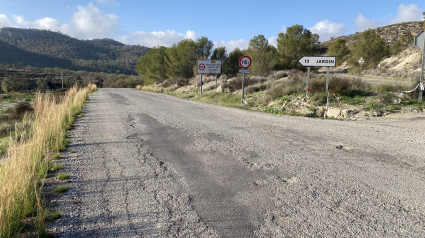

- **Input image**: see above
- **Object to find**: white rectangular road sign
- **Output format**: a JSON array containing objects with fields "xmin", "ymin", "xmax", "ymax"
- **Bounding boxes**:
[
  {"xmin": 197, "ymin": 60, "xmax": 222, "ymax": 74},
  {"xmin": 298, "ymin": 56, "xmax": 336, "ymax": 67},
  {"xmin": 238, "ymin": 69, "xmax": 251, "ymax": 74}
]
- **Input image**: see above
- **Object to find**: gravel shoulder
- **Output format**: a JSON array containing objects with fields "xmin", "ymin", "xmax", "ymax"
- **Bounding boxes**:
[{"xmin": 47, "ymin": 88, "xmax": 425, "ymax": 237}]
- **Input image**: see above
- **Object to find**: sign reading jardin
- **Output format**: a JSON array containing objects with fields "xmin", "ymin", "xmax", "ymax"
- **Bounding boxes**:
[
  {"xmin": 298, "ymin": 56, "xmax": 336, "ymax": 67},
  {"xmin": 197, "ymin": 60, "xmax": 222, "ymax": 74},
  {"xmin": 298, "ymin": 56, "xmax": 336, "ymax": 94}
]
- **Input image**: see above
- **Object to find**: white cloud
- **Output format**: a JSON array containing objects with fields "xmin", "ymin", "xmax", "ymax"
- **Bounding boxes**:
[
  {"xmin": 390, "ymin": 4, "xmax": 422, "ymax": 24},
  {"xmin": 354, "ymin": 14, "xmax": 379, "ymax": 31},
  {"xmin": 72, "ymin": 3, "xmax": 119, "ymax": 38},
  {"xmin": 34, "ymin": 17, "xmax": 61, "ymax": 30},
  {"xmin": 268, "ymin": 36, "xmax": 278, "ymax": 48},
  {"xmin": 13, "ymin": 15, "xmax": 29, "ymax": 27},
  {"xmin": 214, "ymin": 39, "xmax": 249, "ymax": 52},
  {"xmin": 186, "ymin": 30, "xmax": 197, "ymax": 41},
  {"xmin": 0, "ymin": 14, "xmax": 14, "ymax": 28},
  {"xmin": 309, "ymin": 20, "xmax": 345, "ymax": 42},
  {"xmin": 123, "ymin": 30, "xmax": 198, "ymax": 47},
  {"xmin": 3, "ymin": 3, "xmax": 119, "ymax": 39}
]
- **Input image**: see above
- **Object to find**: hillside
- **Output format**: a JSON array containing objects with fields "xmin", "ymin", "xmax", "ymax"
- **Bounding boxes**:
[
  {"xmin": 0, "ymin": 27, "xmax": 149, "ymax": 74},
  {"xmin": 322, "ymin": 21, "xmax": 423, "ymax": 48},
  {"xmin": 321, "ymin": 21, "xmax": 424, "ymax": 77}
]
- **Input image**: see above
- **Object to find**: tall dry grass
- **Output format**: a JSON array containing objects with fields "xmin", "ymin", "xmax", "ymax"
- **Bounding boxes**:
[{"xmin": 0, "ymin": 84, "xmax": 97, "ymax": 237}]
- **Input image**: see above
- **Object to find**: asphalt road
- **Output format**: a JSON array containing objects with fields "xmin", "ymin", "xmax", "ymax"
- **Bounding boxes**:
[{"xmin": 48, "ymin": 88, "xmax": 425, "ymax": 237}]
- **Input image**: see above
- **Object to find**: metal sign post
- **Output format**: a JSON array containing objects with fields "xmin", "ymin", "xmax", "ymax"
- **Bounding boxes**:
[
  {"xmin": 239, "ymin": 56, "xmax": 252, "ymax": 104},
  {"xmin": 298, "ymin": 56, "xmax": 336, "ymax": 94},
  {"xmin": 200, "ymin": 74, "xmax": 203, "ymax": 95},
  {"xmin": 326, "ymin": 66, "xmax": 330, "ymax": 93},
  {"xmin": 197, "ymin": 60, "xmax": 222, "ymax": 95},
  {"xmin": 420, "ymin": 40, "xmax": 425, "ymax": 101},
  {"xmin": 416, "ymin": 31, "xmax": 425, "ymax": 101}
]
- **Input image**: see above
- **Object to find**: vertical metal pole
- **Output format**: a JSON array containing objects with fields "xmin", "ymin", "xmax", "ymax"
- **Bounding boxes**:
[
  {"xmin": 419, "ymin": 40, "xmax": 425, "ymax": 101},
  {"xmin": 200, "ymin": 74, "xmax": 203, "ymax": 95},
  {"xmin": 325, "ymin": 66, "xmax": 330, "ymax": 93},
  {"xmin": 241, "ymin": 73, "xmax": 246, "ymax": 103},
  {"xmin": 306, "ymin": 67, "xmax": 310, "ymax": 94},
  {"xmin": 61, "ymin": 71, "xmax": 64, "ymax": 89},
  {"xmin": 215, "ymin": 74, "xmax": 218, "ymax": 90}
]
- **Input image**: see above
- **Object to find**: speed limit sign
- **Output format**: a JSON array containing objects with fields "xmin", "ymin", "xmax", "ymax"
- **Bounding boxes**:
[{"xmin": 239, "ymin": 55, "xmax": 252, "ymax": 69}]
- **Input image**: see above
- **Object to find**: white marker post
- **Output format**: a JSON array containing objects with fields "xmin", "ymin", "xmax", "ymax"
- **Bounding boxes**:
[
  {"xmin": 358, "ymin": 57, "xmax": 364, "ymax": 74},
  {"xmin": 197, "ymin": 60, "xmax": 222, "ymax": 95},
  {"xmin": 415, "ymin": 31, "xmax": 425, "ymax": 101},
  {"xmin": 239, "ymin": 56, "xmax": 252, "ymax": 104},
  {"xmin": 298, "ymin": 56, "xmax": 336, "ymax": 94}
]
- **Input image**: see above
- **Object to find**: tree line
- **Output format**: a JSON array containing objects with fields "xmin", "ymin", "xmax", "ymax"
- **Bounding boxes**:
[{"xmin": 137, "ymin": 24, "xmax": 409, "ymax": 85}]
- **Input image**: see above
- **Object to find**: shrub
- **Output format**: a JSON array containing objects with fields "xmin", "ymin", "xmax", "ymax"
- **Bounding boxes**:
[
  {"xmin": 267, "ymin": 71, "xmax": 288, "ymax": 80},
  {"xmin": 266, "ymin": 77, "xmax": 305, "ymax": 100},
  {"xmin": 328, "ymin": 76, "xmax": 370, "ymax": 97},
  {"xmin": 245, "ymin": 83, "xmax": 269, "ymax": 94},
  {"xmin": 375, "ymin": 83, "xmax": 407, "ymax": 93},
  {"xmin": 14, "ymin": 102, "xmax": 33, "ymax": 118},
  {"xmin": 224, "ymin": 76, "xmax": 264, "ymax": 92}
]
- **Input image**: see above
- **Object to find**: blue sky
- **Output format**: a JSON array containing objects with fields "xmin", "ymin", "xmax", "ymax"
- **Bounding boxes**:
[{"xmin": 0, "ymin": 0, "xmax": 424, "ymax": 51}]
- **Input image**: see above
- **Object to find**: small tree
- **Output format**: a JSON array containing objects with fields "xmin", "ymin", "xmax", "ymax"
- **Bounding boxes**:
[
  {"xmin": 391, "ymin": 34, "xmax": 414, "ymax": 55},
  {"xmin": 326, "ymin": 39, "xmax": 350, "ymax": 66},
  {"xmin": 277, "ymin": 24, "xmax": 319, "ymax": 69},
  {"xmin": 348, "ymin": 29, "xmax": 389, "ymax": 69},
  {"xmin": 137, "ymin": 46, "xmax": 168, "ymax": 85},
  {"xmin": 195, "ymin": 37, "xmax": 214, "ymax": 59},
  {"xmin": 211, "ymin": 47, "xmax": 227, "ymax": 61},
  {"xmin": 165, "ymin": 39, "xmax": 197, "ymax": 80},
  {"xmin": 246, "ymin": 35, "xmax": 277, "ymax": 75},
  {"xmin": 223, "ymin": 48, "xmax": 244, "ymax": 77}
]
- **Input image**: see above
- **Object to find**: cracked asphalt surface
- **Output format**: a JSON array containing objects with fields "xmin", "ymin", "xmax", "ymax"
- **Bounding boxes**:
[{"xmin": 48, "ymin": 88, "xmax": 425, "ymax": 237}]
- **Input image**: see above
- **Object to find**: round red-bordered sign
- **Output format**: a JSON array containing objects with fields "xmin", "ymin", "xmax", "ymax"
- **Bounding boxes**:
[
  {"xmin": 199, "ymin": 63, "xmax": 205, "ymax": 71},
  {"xmin": 239, "ymin": 55, "xmax": 252, "ymax": 69}
]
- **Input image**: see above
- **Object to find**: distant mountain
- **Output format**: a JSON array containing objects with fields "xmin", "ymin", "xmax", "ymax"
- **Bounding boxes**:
[{"xmin": 0, "ymin": 27, "xmax": 149, "ymax": 74}]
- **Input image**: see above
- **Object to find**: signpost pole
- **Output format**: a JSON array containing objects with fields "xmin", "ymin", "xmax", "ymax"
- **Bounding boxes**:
[
  {"xmin": 215, "ymin": 74, "xmax": 218, "ymax": 90},
  {"xmin": 200, "ymin": 74, "xmax": 203, "ymax": 95},
  {"xmin": 326, "ymin": 66, "xmax": 330, "ymax": 93},
  {"xmin": 242, "ymin": 73, "xmax": 246, "ymax": 103},
  {"xmin": 420, "ymin": 39, "xmax": 425, "ymax": 101},
  {"xmin": 306, "ymin": 67, "xmax": 310, "ymax": 95}
]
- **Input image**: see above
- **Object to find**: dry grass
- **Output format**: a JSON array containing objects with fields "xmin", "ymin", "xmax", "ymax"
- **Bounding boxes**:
[
  {"xmin": 0, "ymin": 84, "xmax": 97, "ymax": 237},
  {"xmin": 140, "ymin": 84, "xmax": 163, "ymax": 93}
]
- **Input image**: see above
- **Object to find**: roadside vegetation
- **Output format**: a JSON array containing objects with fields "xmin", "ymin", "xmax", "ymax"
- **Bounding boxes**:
[
  {"xmin": 0, "ymin": 84, "xmax": 96, "ymax": 237},
  {"xmin": 140, "ymin": 70, "xmax": 424, "ymax": 119},
  {"xmin": 136, "ymin": 24, "xmax": 424, "ymax": 118}
]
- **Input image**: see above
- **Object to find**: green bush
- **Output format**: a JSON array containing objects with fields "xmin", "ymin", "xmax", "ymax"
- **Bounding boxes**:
[{"xmin": 329, "ymin": 76, "xmax": 370, "ymax": 97}]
